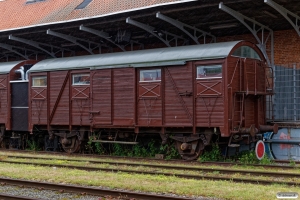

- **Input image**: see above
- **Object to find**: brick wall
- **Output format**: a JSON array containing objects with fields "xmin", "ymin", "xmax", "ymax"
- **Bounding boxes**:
[
  {"xmin": 218, "ymin": 29, "xmax": 300, "ymax": 66},
  {"xmin": 273, "ymin": 29, "xmax": 300, "ymax": 65}
]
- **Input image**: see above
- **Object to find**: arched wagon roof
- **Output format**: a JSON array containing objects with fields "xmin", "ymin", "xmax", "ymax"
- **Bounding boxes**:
[
  {"xmin": 29, "ymin": 40, "xmax": 251, "ymax": 73},
  {"xmin": 0, "ymin": 61, "xmax": 25, "ymax": 74}
]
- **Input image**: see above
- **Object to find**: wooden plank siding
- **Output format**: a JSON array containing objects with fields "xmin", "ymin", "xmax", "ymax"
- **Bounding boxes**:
[
  {"xmin": 113, "ymin": 68, "xmax": 135, "ymax": 126},
  {"xmin": 164, "ymin": 64, "xmax": 193, "ymax": 126},
  {"xmin": 30, "ymin": 83, "xmax": 48, "ymax": 125},
  {"xmin": 0, "ymin": 74, "xmax": 8, "ymax": 125},
  {"xmin": 227, "ymin": 56, "xmax": 267, "ymax": 135},
  {"xmin": 49, "ymin": 71, "xmax": 70, "ymax": 126},
  {"xmin": 70, "ymin": 70, "xmax": 91, "ymax": 126},
  {"xmin": 90, "ymin": 69, "xmax": 112, "ymax": 125}
]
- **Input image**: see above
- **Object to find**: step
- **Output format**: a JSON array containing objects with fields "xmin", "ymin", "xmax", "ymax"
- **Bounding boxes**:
[
  {"xmin": 92, "ymin": 140, "xmax": 138, "ymax": 145},
  {"xmin": 228, "ymin": 144, "xmax": 240, "ymax": 148}
]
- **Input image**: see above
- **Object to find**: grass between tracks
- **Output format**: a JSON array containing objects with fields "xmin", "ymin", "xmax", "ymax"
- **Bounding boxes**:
[
  {"xmin": 3, "ymin": 157, "xmax": 300, "ymax": 184},
  {"xmin": 0, "ymin": 162, "xmax": 299, "ymax": 200}
]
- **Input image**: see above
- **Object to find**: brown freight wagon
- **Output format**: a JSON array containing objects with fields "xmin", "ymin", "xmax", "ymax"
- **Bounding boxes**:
[
  {"xmin": 2, "ymin": 41, "xmax": 276, "ymax": 159},
  {"xmin": 0, "ymin": 60, "xmax": 37, "ymax": 148}
]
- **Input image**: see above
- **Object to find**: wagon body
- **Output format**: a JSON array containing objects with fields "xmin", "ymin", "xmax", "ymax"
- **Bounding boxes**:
[
  {"xmin": 27, "ymin": 41, "xmax": 271, "ymax": 143},
  {"xmin": 0, "ymin": 60, "xmax": 37, "ymax": 131}
]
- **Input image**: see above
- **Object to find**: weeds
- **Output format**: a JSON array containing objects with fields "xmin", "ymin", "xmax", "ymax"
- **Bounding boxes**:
[
  {"xmin": 238, "ymin": 151, "xmax": 258, "ymax": 164},
  {"xmin": 259, "ymin": 155, "xmax": 274, "ymax": 165},
  {"xmin": 237, "ymin": 151, "xmax": 273, "ymax": 165},
  {"xmin": 159, "ymin": 143, "xmax": 180, "ymax": 160},
  {"xmin": 198, "ymin": 143, "xmax": 223, "ymax": 162},
  {"xmin": 111, "ymin": 140, "xmax": 161, "ymax": 158},
  {"xmin": 95, "ymin": 142, "xmax": 105, "ymax": 155},
  {"xmin": 26, "ymin": 140, "xmax": 40, "ymax": 151},
  {"xmin": 289, "ymin": 159, "xmax": 296, "ymax": 167}
]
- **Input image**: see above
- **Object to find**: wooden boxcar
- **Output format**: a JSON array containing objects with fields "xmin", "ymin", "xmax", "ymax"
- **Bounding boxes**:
[
  {"xmin": 24, "ymin": 41, "xmax": 276, "ymax": 159},
  {"xmin": 0, "ymin": 60, "xmax": 37, "ymax": 148}
]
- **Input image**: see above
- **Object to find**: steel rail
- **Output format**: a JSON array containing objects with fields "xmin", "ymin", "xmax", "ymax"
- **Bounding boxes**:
[
  {"xmin": 1, "ymin": 160, "xmax": 299, "ymax": 186},
  {"xmin": 5, "ymin": 155, "xmax": 300, "ymax": 172},
  {"xmin": 7, "ymin": 153, "xmax": 300, "ymax": 170},
  {"xmin": 0, "ymin": 193, "xmax": 41, "ymax": 200},
  {"xmin": 202, "ymin": 161, "xmax": 298, "ymax": 169},
  {"xmin": 0, "ymin": 178, "xmax": 193, "ymax": 200},
  {"xmin": 3, "ymin": 149, "xmax": 300, "ymax": 166}
]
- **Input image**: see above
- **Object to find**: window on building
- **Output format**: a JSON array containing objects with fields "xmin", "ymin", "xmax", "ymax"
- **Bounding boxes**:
[
  {"xmin": 140, "ymin": 69, "xmax": 161, "ymax": 82},
  {"xmin": 32, "ymin": 76, "xmax": 47, "ymax": 87},
  {"xmin": 197, "ymin": 65, "xmax": 222, "ymax": 79},
  {"xmin": 75, "ymin": 0, "xmax": 93, "ymax": 9},
  {"xmin": 232, "ymin": 46, "xmax": 261, "ymax": 60},
  {"xmin": 72, "ymin": 74, "xmax": 90, "ymax": 85}
]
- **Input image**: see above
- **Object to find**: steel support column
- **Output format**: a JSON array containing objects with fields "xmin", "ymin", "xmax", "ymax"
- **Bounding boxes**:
[
  {"xmin": 156, "ymin": 12, "xmax": 216, "ymax": 44},
  {"xmin": 265, "ymin": 0, "xmax": 300, "ymax": 36},
  {"xmin": 219, "ymin": 2, "xmax": 274, "ymax": 67}
]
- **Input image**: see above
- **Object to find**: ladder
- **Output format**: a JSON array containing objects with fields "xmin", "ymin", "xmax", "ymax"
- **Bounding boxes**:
[{"xmin": 231, "ymin": 92, "xmax": 245, "ymax": 133}]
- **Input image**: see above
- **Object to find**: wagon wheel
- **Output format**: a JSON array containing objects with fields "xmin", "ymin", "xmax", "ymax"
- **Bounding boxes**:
[
  {"xmin": 176, "ymin": 139, "xmax": 204, "ymax": 161},
  {"xmin": 60, "ymin": 136, "xmax": 80, "ymax": 153}
]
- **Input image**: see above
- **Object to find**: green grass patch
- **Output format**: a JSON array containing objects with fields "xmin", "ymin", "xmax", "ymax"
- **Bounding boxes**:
[{"xmin": 0, "ymin": 162, "xmax": 298, "ymax": 200}]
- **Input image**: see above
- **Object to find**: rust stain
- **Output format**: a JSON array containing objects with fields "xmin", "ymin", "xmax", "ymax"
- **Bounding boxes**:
[{"xmin": 279, "ymin": 132, "xmax": 291, "ymax": 149}]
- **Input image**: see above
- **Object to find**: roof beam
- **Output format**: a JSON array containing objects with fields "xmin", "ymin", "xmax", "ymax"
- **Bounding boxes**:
[
  {"xmin": 265, "ymin": 0, "xmax": 300, "ymax": 36},
  {"xmin": 47, "ymin": 29, "xmax": 95, "ymax": 54},
  {"xmin": 219, "ymin": 2, "xmax": 274, "ymax": 67},
  {"xmin": 156, "ymin": 12, "xmax": 216, "ymax": 44},
  {"xmin": 126, "ymin": 17, "xmax": 187, "ymax": 47},
  {"xmin": 8, "ymin": 35, "xmax": 65, "ymax": 58},
  {"xmin": 0, "ymin": 43, "xmax": 29, "ymax": 59},
  {"xmin": 79, "ymin": 25, "xmax": 126, "ymax": 52}
]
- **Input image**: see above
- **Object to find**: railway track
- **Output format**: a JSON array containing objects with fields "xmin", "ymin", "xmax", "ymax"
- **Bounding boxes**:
[
  {"xmin": 4, "ymin": 154, "xmax": 300, "ymax": 172},
  {"xmin": 0, "ymin": 177, "xmax": 194, "ymax": 200},
  {"xmin": 0, "ymin": 193, "xmax": 40, "ymax": 200},
  {"xmin": 2, "ymin": 149, "xmax": 299, "ymax": 170},
  {"xmin": 1, "ymin": 155, "xmax": 300, "ymax": 186}
]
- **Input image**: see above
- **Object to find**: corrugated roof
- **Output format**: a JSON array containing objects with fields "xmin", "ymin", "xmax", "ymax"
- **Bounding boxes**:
[
  {"xmin": 29, "ymin": 41, "xmax": 241, "ymax": 72},
  {"xmin": 0, "ymin": 0, "xmax": 187, "ymax": 31}
]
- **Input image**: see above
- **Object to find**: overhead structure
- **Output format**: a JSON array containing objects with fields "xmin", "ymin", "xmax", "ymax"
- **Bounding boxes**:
[
  {"xmin": 79, "ymin": 25, "xmax": 125, "ymax": 52},
  {"xmin": 126, "ymin": 17, "xmax": 188, "ymax": 47},
  {"xmin": 156, "ymin": 12, "xmax": 216, "ymax": 44},
  {"xmin": 0, "ymin": 0, "xmax": 298, "ymax": 63},
  {"xmin": 219, "ymin": 2, "xmax": 274, "ymax": 67},
  {"xmin": 0, "ymin": 43, "xmax": 30, "ymax": 59},
  {"xmin": 264, "ymin": 0, "xmax": 300, "ymax": 36},
  {"xmin": 8, "ymin": 35, "xmax": 69, "ymax": 58},
  {"xmin": 47, "ymin": 29, "xmax": 99, "ymax": 55}
]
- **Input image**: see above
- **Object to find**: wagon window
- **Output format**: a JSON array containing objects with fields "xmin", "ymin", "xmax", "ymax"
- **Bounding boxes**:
[
  {"xmin": 197, "ymin": 65, "xmax": 222, "ymax": 79},
  {"xmin": 140, "ymin": 69, "xmax": 161, "ymax": 82},
  {"xmin": 72, "ymin": 74, "xmax": 90, "ymax": 85},
  {"xmin": 232, "ymin": 46, "xmax": 261, "ymax": 60},
  {"xmin": 32, "ymin": 76, "xmax": 47, "ymax": 87}
]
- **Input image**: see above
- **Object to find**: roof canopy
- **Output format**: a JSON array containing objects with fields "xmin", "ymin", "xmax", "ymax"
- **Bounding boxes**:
[{"xmin": 29, "ymin": 41, "xmax": 243, "ymax": 72}]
